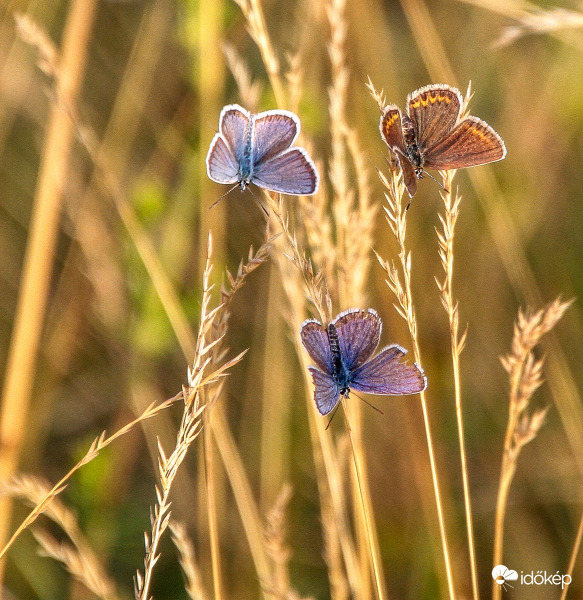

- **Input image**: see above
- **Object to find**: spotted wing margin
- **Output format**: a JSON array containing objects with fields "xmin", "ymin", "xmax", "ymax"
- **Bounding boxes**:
[
  {"xmin": 407, "ymin": 84, "xmax": 462, "ymax": 152},
  {"xmin": 333, "ymin": 308, "xmax": 381, "ymax": 372},
  {"xmin": 252, "ymin": 110, "xmax": 299, "ymax": 165},
  {"xmin": 300, "ymin": 319, "xmax": 333, "ymax": 374},
  {"xmin": 380, "ymin": 106, "xmax": 418, "ymax": 198},
  {"xmin": 308, "ymin": 367, "xmax": 341, "ymax": 415},
  {"xmin": 380, "ymin": 105, "xmax": 407, "ymax": 155},
  {"xmin": 252, "ymin": 147, "xmax": 319, "ymax": 195},
  {"xmin": 422, "ymin": 116, "xmax": 506, "ymax": 170},
  {"xmin": 351, "ymin": 344, "xmax": 427, "ymax": 395}
]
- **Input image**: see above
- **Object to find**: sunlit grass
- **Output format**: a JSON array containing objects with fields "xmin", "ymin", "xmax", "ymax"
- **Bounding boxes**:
[{"xmin": 0, "ymin": 0, "xmax": 582, "ymax": 598}]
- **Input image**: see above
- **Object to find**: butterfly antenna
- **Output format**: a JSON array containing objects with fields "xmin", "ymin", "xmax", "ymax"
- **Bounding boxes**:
[
  {"xmin": 351, "ymin": 391, "xmax": 384, "ymax": 415},
  {"xmin": 325, "ymin": 402, "xmax": 342, "ymax": 430},
  {"xmin": 422, "ymin": 169, "xmax": 449, "ymax": 193},
  {"xmin": 209, "ymin": 183, "xmax": 239, "ymax": 209},
  {"xmin": 245, "ymin": 185, "xmax": 269, "ymax": 216}
]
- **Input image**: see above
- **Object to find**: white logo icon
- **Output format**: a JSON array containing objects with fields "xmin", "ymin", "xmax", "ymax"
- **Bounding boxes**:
[{"xmin": 492, "ymin": 565, "xmax": 519, "ymax": 591}]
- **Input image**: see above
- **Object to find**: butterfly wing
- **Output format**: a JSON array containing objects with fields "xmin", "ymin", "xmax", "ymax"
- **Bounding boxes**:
[
  {"xmin": 219, "ymin": 104, "xmax": 250, "ymax": 160},
  {"xmin": 252, "ymin": 147, "xmax": 319, "ymax": 195},
  {"xmin": 333, "ymin": 308, "xmax": 381, "ymax": 372},
  {"xmin": 350, "ymin": 344, "xmax": 427, "ymax": 395},
  {"xmin": 206, "ymin": 134, "xmax": 239, "ymax": 184},
  {"xmin": 380, "ymin": 105, "xmax": 407, "ymax": 155},
  {"xmin": 422, "ymin": 116, "xmax": 506, "ymax": 170},
  {"xmin": 206, "ymin": 105, "xmax": 250, "ymax": 185},
  {"xmin": 308, "ymin": 367, "xmax": 341, "ymax": 415},
  {"xmin": 252, "ymin": 110, "xmax": 299, "ymax": 165},
  {"xmin": 300, "ymin": 319, "xmax": 333, "ymax": 374},
  {"xmin": 407, "ymin": 84, "xmax": 462, "ymax": 153},
  {"xmin": 379, "ymin": 106, "xmax": 418, "ymax": 198}
]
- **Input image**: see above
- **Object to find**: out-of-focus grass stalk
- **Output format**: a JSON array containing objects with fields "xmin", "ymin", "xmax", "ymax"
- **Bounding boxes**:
[
  {"xmin": 560, "ymin": 510, "xmax": 583, "ymax": 600},
  {"xmin": 327, "ymin": 0, "xmax": 381, "ymax": 596},
  {"xmin": 196, "ymin": 2, "xmax": 227, "ymax": 598},
  {"xmin": 170, "ymin": 520, "xmax": 208, "ymax": 600},
  {"xmin": 0, "ymin": 0, "xmax": 97, "ymax": 583},
  {"xmin": 399, "ymin": 0, "xmax": 457, "ymax": 84},
  {"xmin": 492, "ymin": 298, "xmax": 572, "ymax": 600},
  {"xmin": 1, "ymin": 475, "xmax": 120, "ymax": 600},
  {"xmin": 0, "ymin": 393, "xmax": 182, "ymax": 563},
  {"xmin": 233, "ymin": 0, "xmax": 286, "ymax": 106},
  {"xmin": 435, "ymin": 171, "xmax": 479, "ymax": 600}
]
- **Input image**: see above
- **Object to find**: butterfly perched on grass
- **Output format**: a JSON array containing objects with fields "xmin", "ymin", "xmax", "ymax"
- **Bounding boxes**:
[
  {"xmin": 300, "ymin": 308, "xmax": 427, "ymax": 415},
  {"xmin": 380, "ymin": 84, "xmax": 506, "ymax": 198}
]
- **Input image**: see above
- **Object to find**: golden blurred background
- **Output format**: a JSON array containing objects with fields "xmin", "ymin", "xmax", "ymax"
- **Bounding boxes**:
[{"xmin": 0, "ymin": 0, "xmax": 582, "ymax": 598}]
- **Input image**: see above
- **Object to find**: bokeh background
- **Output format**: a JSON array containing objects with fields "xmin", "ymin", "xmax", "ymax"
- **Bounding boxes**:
[{"xmin": 1, "ymin": 0, "xmax": 582, "ymax": 598}]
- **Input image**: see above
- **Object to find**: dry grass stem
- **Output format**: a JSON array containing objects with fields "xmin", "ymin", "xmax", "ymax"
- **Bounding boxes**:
[
  {"xmin": 325, "ymin": 8, "xmax": 382, "ymax": 596},
  {"xmin": 232, "ymin": 0, "xmax": 286, "ymax": 106},
  {"xmin": 373, "ymin": 120, "xmax": 457, "ymax": 599},
  {"xmin": 262, "ymin": 484, "xmax": 315, "ymax": 600},
  {"xmin": 1, "ymin": 475, "xmax": 118, "ymax": 600},
  {"xmin": 14, "ymin": 13, "xmax": 59, "ymax": 78},
  {"xmin": 493, "ymin": 298, "xmax": 573, "ymax": 600},
  {"xmin": 366, "ymin": 78, "xmax": 386, "ymax": 113},
  {"xmin": 0, "ymin": 5, "xmax": 98, "ymax": 584},
  {"xmin": 266, "ymin": 193, "xmax": 331, "ymax": 325},
  {"xmin": 222, "ymin": 42, "xmax": 262, "ymax": 112},
  {"xmin": 492, "ymin": 7, "xmax": 583, "ymax": 48},
  {"xmin": 170, "ymin": 521, "xmax": 208, "ymax": 600},
  {"xmin": 0, "ymin": 394, "xmax": 182, "ymax": 563},
  {"xmin": 19, "ymin": 15, "xmax": 198, "ymax": 362},
  {"xmin": 34, "ymin": 530, "xmax": 116, "ymax": 600},
  {"xmin": 561, "ymin": 510, "xmax": 583, "ymax": 600},
  {"xmin": 435, "ymin": 172, "xmax": 478, "ymax": 600},
  {"xmin": 135, "ymin": 235, "xmax": 250, "ymax": 599}
]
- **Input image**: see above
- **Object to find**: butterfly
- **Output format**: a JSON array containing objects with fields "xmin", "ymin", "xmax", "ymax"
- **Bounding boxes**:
[
  {"xmin": 379, "ymin": 84, "xmax": 506, "ymax": 197},
  {"xmin": 206, "ymin": 104, "xmax": 319, "ymax": 197},
  {"xmin": 300, "ymin": 308, "xmax": 427, "ymax": 415}
]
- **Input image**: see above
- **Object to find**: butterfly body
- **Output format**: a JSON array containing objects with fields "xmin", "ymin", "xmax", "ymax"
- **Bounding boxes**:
[
  {"xmin": 401, "ymin": 114, "xmax": 424, "ymax": 177},
  {"xmin": 206, "ymin": 104, "xmax": 319, "ymax": 196},
  {"xmin": 236, "ymin": 116, "xmax": 255, "ymax": 189},
  {"xmin": 326, "ymin": 322, "xmax": 351, "ymax": 397},
  {"xmin": 300, "ymin": 308, "xmax": 427, "ymax": 415},
  {"xmin": 380, "ymin": 84, "xmax": 506, "ymax": 197}
]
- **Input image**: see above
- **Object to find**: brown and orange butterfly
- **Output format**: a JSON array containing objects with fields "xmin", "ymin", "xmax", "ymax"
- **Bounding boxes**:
[{"xmin": 380, "ymin": 84, "xmax": 506, "ymax": 198}]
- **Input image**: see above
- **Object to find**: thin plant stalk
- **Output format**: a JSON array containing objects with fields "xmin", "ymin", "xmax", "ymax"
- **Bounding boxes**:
[
  {"xmin": 0, "ymin": 394, "xmax": 182, "ymax": 563},
  {"xmin": 135, "ymin": 236, "xmax": 248, "ymax": 599},
  {"xmin": 436, "ymin": 171, "xmax": 479, "ymax": 600},
  {"xmin": 560, "ymin": 509, "xmax": 583, "ymax": 600},
  {"xmin": 343, "ymin": 411, "xmax": 385, "ymax": 600},
  {"xmin": 327, "ymin": 0, "xmax": 382, "ymax": 595},
  {"xmin": 0, "ymin": 1, "xmax": 97, "ymax": 582},
  {"xmin": 203, "ymin": 401, "xmax": 224, "ymax": 600},
  {"xmin": 492, "ymin": 299, "xmax": 572, "ymax": 600},
  {"xmin": 375, "ymin": 162, "xmax": 457, "ymax": 600}
]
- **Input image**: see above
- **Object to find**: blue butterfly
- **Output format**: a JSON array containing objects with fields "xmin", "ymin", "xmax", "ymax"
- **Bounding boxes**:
[
  {"xmin": 206, "ymin": 104, "xmax": 319, "ymax": 196},
  {"xmin": 300, "ymin": 308, "xmax": 427, "ymax": 415}
]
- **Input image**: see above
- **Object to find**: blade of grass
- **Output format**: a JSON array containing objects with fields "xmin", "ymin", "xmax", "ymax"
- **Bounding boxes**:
[
  {"xmin": 0, "ymin": 0, "xmax": 98, "ymax": 582},
  {"xmin": 436, "ymin": 170, "xmax": 479, "ymax": 600}
]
